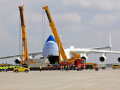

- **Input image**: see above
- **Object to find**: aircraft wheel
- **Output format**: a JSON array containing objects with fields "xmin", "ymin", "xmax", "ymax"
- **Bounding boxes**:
[
  {"xmin": 25, "ymin": 70, "xmax": 28, "ymax": 73},
  {"xmin": 15, "ymin": 70, "xmax": 18, "ymax": 73}
]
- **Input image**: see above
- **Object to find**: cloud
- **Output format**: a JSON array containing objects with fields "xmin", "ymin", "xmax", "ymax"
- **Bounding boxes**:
[
  {"xmin": 0, "ymin": 24, "xmax": 18, "ymax": 46},
  {"xmin": 27, "ymin": 35, "xmax": 42, "ymax": 52},
  {"xmin": 62, "ymin": 0, "xmax": 120, "ymax": 11},
  {"xmin": 28, "ymin": 35, "xmax": 40, "ymax": 45},
  {"xmin": 89, "ymin": 14, "xmax": 120, "ymax": 27},
  {"xmin": 53, "ymin": 13, "xmax": 81, "ymax": 23},
  {"xmin": 0, "ymin": 1, "xmax": 11, "ymax": 6},
  {"xmin": 25, "ymin": 12, "xmax": 42, "ymax": 23},
  {"xmin": 0, "ymin": 23, "xmax": 19, "ymax": 57}
]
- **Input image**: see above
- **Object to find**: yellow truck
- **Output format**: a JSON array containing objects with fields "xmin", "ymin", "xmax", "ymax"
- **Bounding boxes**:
[
  {"xmin": 14, "ymin": 66, "xmax": 30, "ymax": 73},
  {"xmin": 85, "ymin": 63, "xmax": 97, "ymax": 69},
  {"xmin": 112, "ymin": 64, "xmax": 120, "ymax": 69}
]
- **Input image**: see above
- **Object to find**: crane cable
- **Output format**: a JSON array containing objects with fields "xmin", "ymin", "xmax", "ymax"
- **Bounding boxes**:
[
  {"xmin": 19, "ymin": 14, "xmax": 21, "ymax": 59},
  {"xmin": 42, "ymin": 9, "xmax": 43, "ymax": 49},
  {"xmin": 42, "ymin": 9, "xmax": 45, "ymax": 49}
]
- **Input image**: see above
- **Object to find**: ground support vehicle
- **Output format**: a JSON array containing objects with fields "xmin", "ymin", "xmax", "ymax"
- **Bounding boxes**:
[
  {"xmin": 85, "ymin": 63, "xmax": 96, "ymax": 69},
  {"xmin": 0, "ymin": 64, "xmax": 15, "ymax": 71},
  {"xmin": 8, "ymin": 65, "xmax": 15, "ymax": 71},
  {"xmin": 42, "ymin": 64, "xmax": 60, "ymax": 70},
  {"xmin": 27, "ymin": 58, "xmax": 60, "ymax": 70},
  {"xmin": 60, "ymin": 61, "xmax": 72, "ymax": 70},
  {"xmin": 27, "ymin": 58, "xmax": 73, "ymax": 70},
  {"xmin": 112, "ymin": 64, "xmax": 120, "ymax": 69},
  {"xmin": 98, "ymin": 64, "xmax": 106, "ymax": 69},
  {"xmin": 27, "ymin": 58, "xmax": 48, "ymax": 70},
  {"xmin": 42, "ymin": 62, "xmax": 72, "ymax": 70},
  {"xmin": 14, "ymin": 66, "xmax": 30, "ymax": 73},
  {"xmin": 74, "ymin": 59, "xmax": 86, "ymax": 70},
  {"xmin": 74, "ymin": 59, "xmax": 99, "ymax": 70}
]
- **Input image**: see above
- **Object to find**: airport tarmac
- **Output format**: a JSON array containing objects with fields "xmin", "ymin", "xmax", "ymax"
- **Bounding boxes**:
[{"xmin": 0, "ymin": 68, "xmax": 120, "ymax": 90}]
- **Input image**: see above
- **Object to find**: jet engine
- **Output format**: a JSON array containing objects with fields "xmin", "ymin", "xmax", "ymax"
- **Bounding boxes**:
[
  {"xmin": 29, "ymin": 56, "xmax": 33, "ymax": 59},
  {"xmin": 118, "ymin": 57, "xmax": 120, "ymax": 62},
  {"xmin": 81, "ymin": 54, "xmax": 88, "ymax": 61},
  {"xmin": 15, "ymin": 57, "xmax": 21, "ymax": 64},
  {"xmin": 99, "ymin": 54, "xmax": 106, "ymax": 62},
  {"xmin": 81, "ymin": 56, "xmax": 87, "ymax": 60}
]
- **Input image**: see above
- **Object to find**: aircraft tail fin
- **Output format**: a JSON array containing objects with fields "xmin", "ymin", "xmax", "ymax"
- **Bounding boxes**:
[{"xmin": 109, "ymin": 34, "xmax": 112, "ymax": 50}]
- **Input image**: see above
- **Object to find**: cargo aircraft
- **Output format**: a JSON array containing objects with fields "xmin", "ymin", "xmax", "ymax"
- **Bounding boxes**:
[{"xmin": 0, "ymin": 34, "xmax": 120, "ymax": 64}]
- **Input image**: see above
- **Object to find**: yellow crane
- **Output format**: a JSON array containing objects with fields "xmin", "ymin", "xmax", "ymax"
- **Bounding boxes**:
[
  {"xmin": 19, "ymin": 6, "xmax": 29, "ymax": 65},
  {"xmin": 43, "ymin": 6, "xmax": 81, "ymax": 64},
  {"xmin": 43, "ymin": 6, "xmax": 67, "ymax": 63}
]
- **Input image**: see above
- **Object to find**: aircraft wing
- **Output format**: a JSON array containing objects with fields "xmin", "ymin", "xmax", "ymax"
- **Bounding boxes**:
[
  {"xmin": 0, "ymin": 55, "xmax": 22, "ymax": 59},
  {"xmin": 70, "ymin": 49, "xmax": 120, "ymax": 54},
  {"xmin": 0, "ymin": 51, "xmax": 42, "ymax": 59},
  {"xmin": 29, "ymin": 52, "xmax": 42, "ymax": 56},
  {"xmin": 90, "ymin": 46, "xmax": 111, "ymax": 50}
]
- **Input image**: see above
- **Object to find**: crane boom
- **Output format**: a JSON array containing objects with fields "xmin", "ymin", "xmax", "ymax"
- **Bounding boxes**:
[
  {"xmin": 19, "ymin": 6, "xmax": 29, "ymax": 65},
  {"xmin": 43, "ymin": 6, "xmax": 68, "ymax": 63}
]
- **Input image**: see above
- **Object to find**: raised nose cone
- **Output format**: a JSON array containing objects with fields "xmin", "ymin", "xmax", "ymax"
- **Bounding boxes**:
[
  {"xmin": 42, "ymin": 34, "xmax": 58, "ymax": 57},
  {"xmin": 45, "ymin": 34, "xmax": 56, "ymax": 43}
]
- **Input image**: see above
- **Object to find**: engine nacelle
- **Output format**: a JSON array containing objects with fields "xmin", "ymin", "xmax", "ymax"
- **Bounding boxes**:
[
  {"xmin": 81, "ymin": 54, "xmax": 88, "ymax": 61},
  {"xmin": 29, "ymin": 56, "xmax": 33, "ymax": 59},
  {"xmin": 15, "ymin": 57, "xmax": 21, "ymax": 64},
  {"xmin": 81, "ymin": 56, "xmax": 86, "ymax": 60},
  {"xmin": 118, "ymin": 57, "xmax": 120, "ymax": 62},
  {"xmin": 99, "ymin": 55, "xmax": 106, "ymax": 62}
]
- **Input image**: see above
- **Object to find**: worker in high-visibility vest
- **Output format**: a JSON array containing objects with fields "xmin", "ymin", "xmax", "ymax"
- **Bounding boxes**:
[
  {"xmin": 12, "ymin": 66, "xmax": 14, "ymax": 70},
  {"xmin": 95, "ymin": 64, "xmax": 98, "ymax": 71},
  {"xmin": 104, "ymin": 64, "xmax": 106, "ymax": 69},
  {"xmin": 60, "ymin": 65, "xmax": 63, "ymax": 71},
  {"xmin": 65, "ymin": 65, "xmax": 67, "ymax": 71},
  {"xmin": 1, "ymin": 66, "xmax": 3, "ymax": 72},
  {"xmin": 28, "ymin": 66, "xmax": 30, "ymax": 69},
  {"xmin": 9, "ymin": 65, "xmax": 13, "ymax": 70},
  {"xmin": 9, "ymin": 66, "xmax": 11, "ymax": 69},
  {"xmin": 77, "ymin": 64, "xmax": 81, "ymax": 71},
  {"xmin": 68, "ymin": 65, "xmax": 70, "ymax": 71},
  {"xmin": 40, "ymin": 66, "xmax": 42, "ymax": 72},
  {"xmin": 62, "ymin": 65, "xmax": 64, "ymax": 71},
  {"xmin": 0, "ymin": 66, "xmax": 2, "ymax": 72},
  {"xmin": 5, "ymin": 66, "xmax": 8, "ymax": 72},
  {"xmin": 3, "ymin": 66, "xmax": 6, "ymax": 72}
]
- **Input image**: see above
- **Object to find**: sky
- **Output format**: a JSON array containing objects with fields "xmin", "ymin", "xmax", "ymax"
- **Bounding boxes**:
[{"xmin": 0, "ymin": 0, "xmax": 120, "ymax": 64}]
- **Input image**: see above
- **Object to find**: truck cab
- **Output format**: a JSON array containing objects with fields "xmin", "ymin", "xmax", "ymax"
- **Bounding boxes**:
[{"xmin": 74, "ymin": 59, "xmax": 86, "ymax": 70}]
